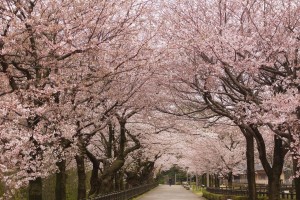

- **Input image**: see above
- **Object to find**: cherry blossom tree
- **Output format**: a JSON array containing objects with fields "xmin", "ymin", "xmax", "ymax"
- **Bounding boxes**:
[
  {"xmin": 0, "ymin": 0, "xmax": 159, "ymax": 199},
  {"xmin": 161, "ymin": 0, "xmax": 299, "ymax": 199},
  {"xmin": 172, "ymin": 125, "xmax": 246, "ymax": 187},
  {"xmin": 1, "ymin": 1, "xmax": 298, "ymax": 200}
]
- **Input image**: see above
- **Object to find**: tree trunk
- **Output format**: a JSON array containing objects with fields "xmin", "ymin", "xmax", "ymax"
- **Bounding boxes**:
[
  {"xmin": 89, "ymin": 161, "xmax": 100, "ymax": 196},
  {"xmin": 119, "ymin": 172, "xmax": 124, "ymax": 190},
  {"xmin": 293, "ymin": 158, "xmax": 300, "ymax": 200},
  {"xmin": 100, "ymin": 176, "xmax": 114, "ymax": 194},
  {"xmin": 294, "ymin": 106, "xmax": 300, "ymax": 200},
  {"xmin": 227, "ymin": 171, "xmax": 233, "ymax": 188},
  {"xmin": 214, "ymin": 174, "xmax": 220, "ymax": 188},
  {"xmin": 202, "ymin": 174, "xmax": 206, "ymax": 186},
  {"xmin": 86, "ymin": 149, "xmax": 100, "ymax": 197},
  {"xmin": 292, "ymin": 122, "xmax": 300, "ymax": 200},
  {"xmin": 253, "ymin": 129, "xmax": 286, "ymax": 200},
  {"xmin": 199, "ymin": 175, "xmax": 202, "ymax": 186},
  {"xmin": 210, "ymin": 174, "xmax": 214, "ymax": 187},
  {"xmin": 267, "ymin": 136, "xmax": 285, "ymax": 200},
  {"xmin": 244, "ymin": 131, "xmax": 257, "ymax": 200},
  {"xmin": 55, "ymin": 160, "xmax": 67, "ymax": 200},
  {"xmin": 99, "ymin": 159, "xmax": 124, "ymax": 194},
  {"xmin": 268, "ymin": 174, "xmax": 281, "ymax": 200},
  {"xmin": 114, "ymin": 171, "xmax": 124, "ymax": 191},
  {"xmin": 114, "ymin": 173, "xmax": 118, "ymax": 191},
  {"xmin": 29, "ymin": 177, "xmax": 43, "ymax": 200},
  {"xmin": 76, "ymin": 155, "xmax": 86, "ymax": 200},
  {"xmin": 248, "ymin": 126, "xmax": 287, "ymax": 200}
]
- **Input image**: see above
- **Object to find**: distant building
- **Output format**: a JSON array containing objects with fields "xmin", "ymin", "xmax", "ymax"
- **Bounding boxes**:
[{"xmin": 222, "ymin": 164, "xmax": 293, "ymax": 185}]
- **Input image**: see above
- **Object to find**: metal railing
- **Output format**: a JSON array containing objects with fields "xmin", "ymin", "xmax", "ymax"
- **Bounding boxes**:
[
  {"xmin": 86, "ymin": 183, "xmax": 158, "ymax": 200},
  {"xmin": 207, "ymin": 186, "xmax": 296, "ymax": 199}
]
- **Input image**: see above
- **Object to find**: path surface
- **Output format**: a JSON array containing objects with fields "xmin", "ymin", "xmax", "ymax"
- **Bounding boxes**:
[{"xmin": 137, "ymin": 185, "xmax": 206, "ymax": 200}]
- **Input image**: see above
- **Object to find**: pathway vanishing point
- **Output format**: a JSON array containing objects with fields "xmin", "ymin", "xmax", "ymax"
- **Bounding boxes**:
[{"xmin": 137, "ymin": 185, "xmax": 206, "ymax": 200}]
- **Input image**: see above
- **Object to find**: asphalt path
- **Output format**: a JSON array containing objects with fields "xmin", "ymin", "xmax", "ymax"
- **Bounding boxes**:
[{"xmin": 137, "ymin": 185, "xmax": 206, "ymax": 200}]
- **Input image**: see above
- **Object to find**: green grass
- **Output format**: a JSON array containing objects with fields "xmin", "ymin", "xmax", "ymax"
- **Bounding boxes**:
[
  {"xmin": 43, "ymin": 170, "xmax": 92, "ymax": 200},
  {"xmin": 1, "ymin": 170, "xmax": 92, "ymax": 200},
  {"xmin": 202, "ymin": 190, "xmax": 269, "ymax": 200},
  {"xmin": 0, "ymin": 179, "xmax": 27, "ymax": 200},
  {"xmin": 191, "ymin": 185, "xmax": 203, "ymax": 196}
]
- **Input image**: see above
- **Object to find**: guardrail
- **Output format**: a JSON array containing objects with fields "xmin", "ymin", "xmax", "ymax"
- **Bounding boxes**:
[
  {"xmin": 85, "ymin": 182, "xmax": 158, "ymax": 200},
  {"xmin": 206, "ymin": 186, "xmax": 296, "ymax": 199}
]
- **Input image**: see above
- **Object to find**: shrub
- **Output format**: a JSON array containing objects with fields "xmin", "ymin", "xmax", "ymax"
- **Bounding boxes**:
[
  {"xmin": 232, "ymin": 196, "xmax": 248, "ymax": 200},
  {"xmin": 203, "ymin": 190, "xmax": 226, "ymax": 200},
  {"xmin": 258, "ymin": 197, "xmax": 268, "ymax": 200},
  {"xmin": 203, "ymin": 191, "xmax": 269, "ymax": 200}
]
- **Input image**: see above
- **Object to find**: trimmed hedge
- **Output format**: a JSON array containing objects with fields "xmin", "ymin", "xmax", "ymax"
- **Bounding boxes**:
[
  {"xmin": 203, "ymin": 190, "xmax": 225, "ymax": 200},
  {"xmin": 203, "ymin": 190, "xmax": 268, "ymax": 200}
]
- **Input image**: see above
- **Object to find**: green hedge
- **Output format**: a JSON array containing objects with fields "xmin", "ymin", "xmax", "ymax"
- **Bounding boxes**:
[
  {"xmin": 203, "ymin": 190, "xmax": 268, "ymax": 200},
  {"xmin": 203, "ymin": 190, "xmax": 227, "ymax": 200}
]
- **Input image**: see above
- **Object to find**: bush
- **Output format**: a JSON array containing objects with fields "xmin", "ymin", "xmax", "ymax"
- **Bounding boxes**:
[
  {"xmin": 232, "ymin": 196, "xmax": 248, "ymax": 200},
  {"xmin": 203, "ymin": 190, "xmax": 226, "ymax": 200},
  {"xmin": 203, "ymin": 191, "xmax": 269, "ymax": 200},
  {"xmin": 258, "ymin": 197, "xmax": 268, "ymax": 200}
]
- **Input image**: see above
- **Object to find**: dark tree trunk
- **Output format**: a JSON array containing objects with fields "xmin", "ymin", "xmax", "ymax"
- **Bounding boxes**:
[
  {"xmin": 55, "ymin": 160, "xmax": 67, "ymax": 200},
  {"xmin": 119, "ymin": 172, "xmax": 124, "ymax": 190},
  {"xmin": 267, "ymin": 136, "xmax": 285, "ymax": 200},
  {"xmin": 227, "ymin": 171, "xmax": 233, "ymax": 188},
  {"xmin": 196, "ymin": 175, "xmax": 202, "ymax": 187},
  {"xmin": 209, "ymin": 174, "xmax": 213, "ymax": 187},
  {"xmin": 89, "ymin": 161, "xmax": 100, "ymax": 196},
  {"xmin": 242, "ymin": 129, "xmax": 257, "ymax": 200},
  {"xmin": 100, "ymin": 176, "xmax": 114, "ymax": 194},
  {"xmin": 201, "ymin": 174, "xmax": 203, "ymax": 186},
  {"xmin": 293, "ymin": 158, "xmax": 300, "ymax": 200},
  {"xmin": 243, "ymin": 126, "xmax": 291, "ymax": 200},
  {"xmin": 253, "ymin": 127, "xmax": 287, "ymax": 200},
  {"xmin": 114, "ymin": 173, "xmax": 119, "ymax": 191},
  {"xmin": 268, "ymin": 175, "xmax": 281, "ymax": 200},
  {"xmin": 85, "ymin": 147, "xmax": 101, "ymax": 197},
  {"xmin": 202, "ymin": 174, "xmax": 207, "ymax": 187},
  {"xmin": 99, "ymin": 159, "xmax": 124, "ymax": 194},
  {"xmin": 294, "ymin": 107, "xmax": 300, "ymax": 200},
  {"xmin": 98, "ymin": 118, "xmax": 140, "ymax": 195},
  {"xmin": 29, "ymin": 177, "xmax": 42, "ymax": 200},
  {"xmin": 114, "ymin": 171, "xmax": 124, "ymax": 191},
  {"xmin": 291, "ymin": 119, "xmax": 300, "ymax": 200},
  {"xmin": 119, "ymin": 121, "xmax": 126, "ymax": 157},
  {"xmin": 76, "ymin": 155, "xmax": 86, "ymax": 200},
  {"xmin": 214, "ymin": 174, "xmax": 220, "ymax": 188}
]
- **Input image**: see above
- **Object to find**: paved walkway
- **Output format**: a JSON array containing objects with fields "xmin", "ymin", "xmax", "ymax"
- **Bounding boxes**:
[{"xmin": 137, "ymin": 185, "xmax": 206, "ymax": 200}]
